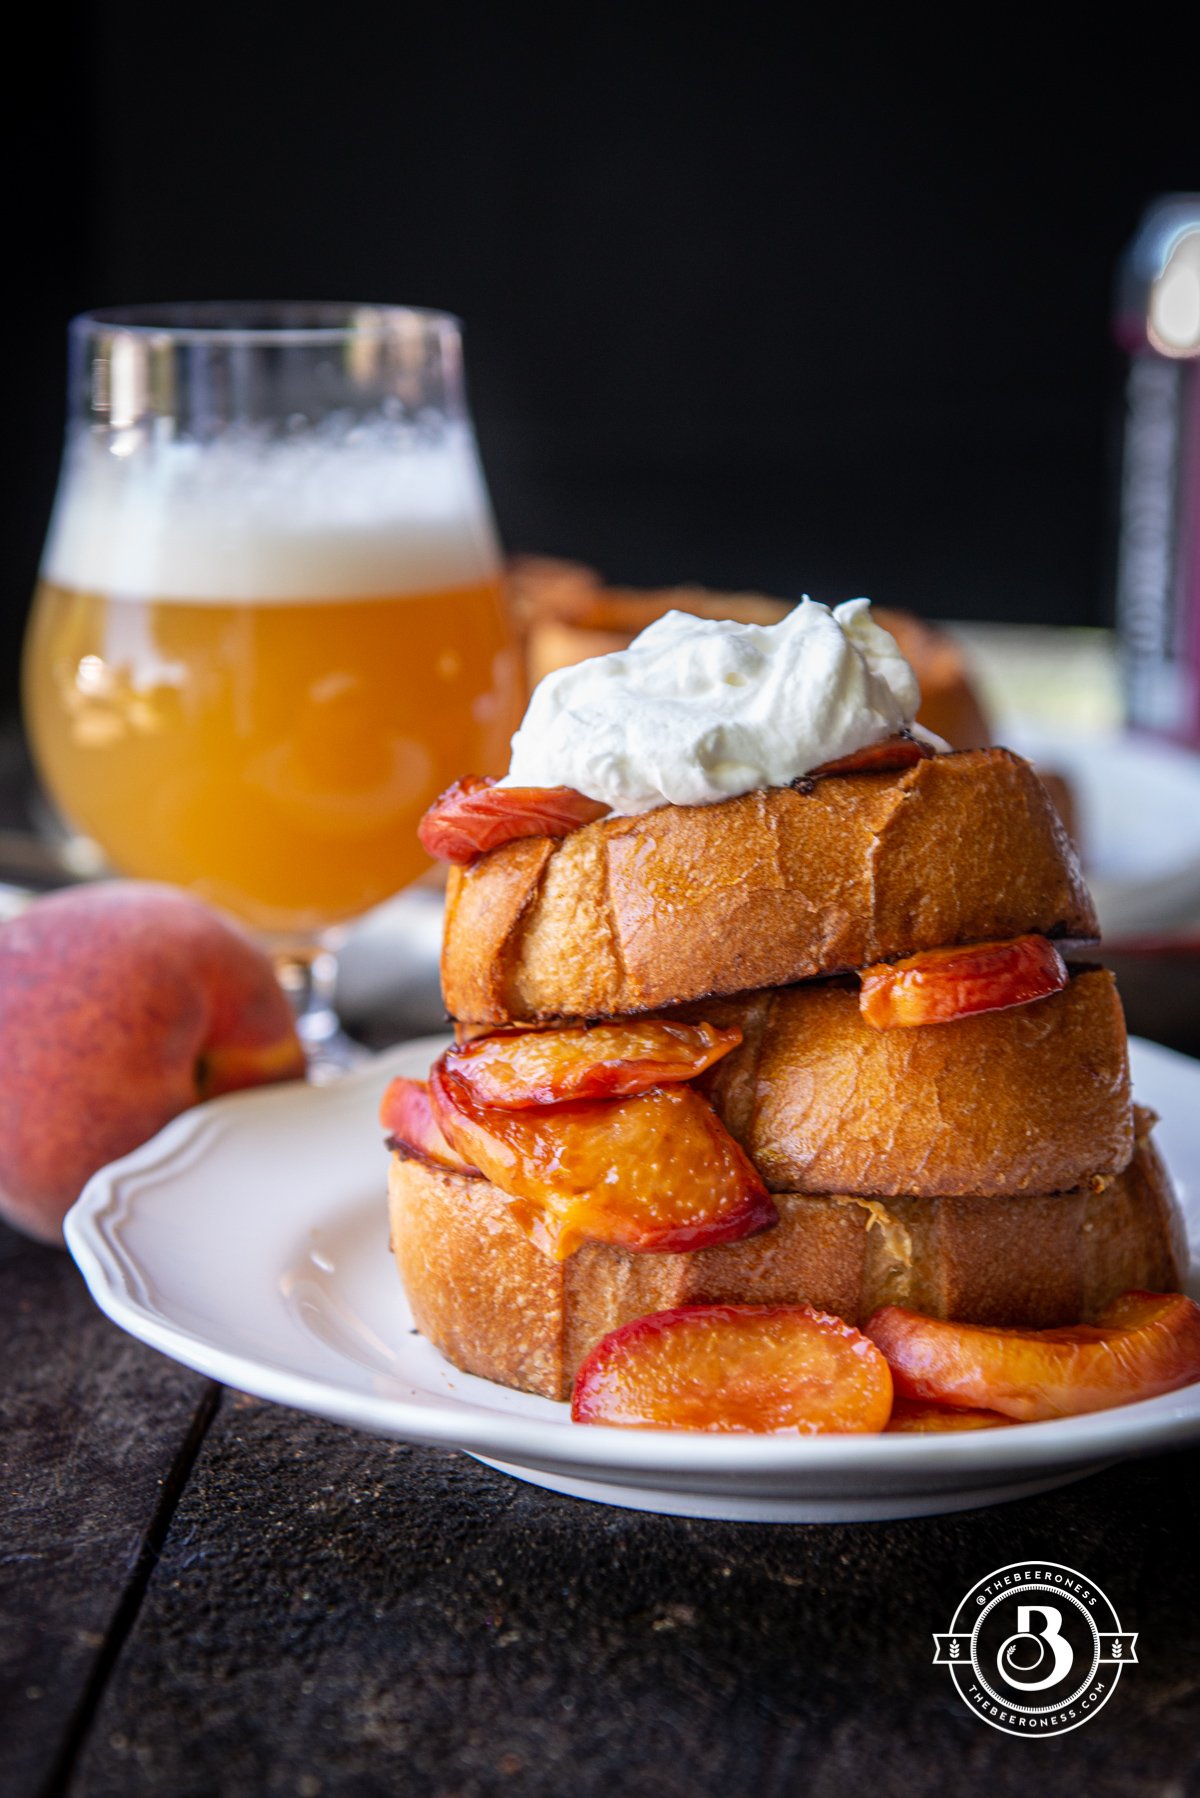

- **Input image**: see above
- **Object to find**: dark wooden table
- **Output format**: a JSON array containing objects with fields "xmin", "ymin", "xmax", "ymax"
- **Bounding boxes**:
[{"xmin": 3, "ymin": 729, "xmax": 1200, "ymax": 1798}]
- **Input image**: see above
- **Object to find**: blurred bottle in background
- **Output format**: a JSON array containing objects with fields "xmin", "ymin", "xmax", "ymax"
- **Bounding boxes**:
[{"xmin": 1114, "ymin": 196, "xmax": 1200, "ymax": 746}]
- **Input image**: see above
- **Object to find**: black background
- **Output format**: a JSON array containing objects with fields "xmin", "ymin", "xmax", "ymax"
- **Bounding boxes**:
[{"xmin": 5, "ymin": 6, "xmax": 1198, "ymax": 717}]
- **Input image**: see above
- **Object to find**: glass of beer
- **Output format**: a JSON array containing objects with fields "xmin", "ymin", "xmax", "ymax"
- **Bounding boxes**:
[{"xmin": 22, "ymin": 303, "xmax": 523, "ymax": 1071}]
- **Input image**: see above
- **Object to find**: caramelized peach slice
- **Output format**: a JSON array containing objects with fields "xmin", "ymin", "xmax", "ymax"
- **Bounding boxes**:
[
  {"xmin": 885, "ymin": 1399, "xmax": 1014, "ymax": 1433},
  {"xmin": 379, "ymin": 1075, "xmax": 479, "ymax": 1176},
  {"xmin": 431, "ymin": 1063, "xmax": 776, "ymax": 1260},
  {"xmin": 809, "ymin": 733, "xmax": 932, "ymax": 778},
  {"xmin": 418, "ymin": 776, "xmax": 608, "ymax": 864},
  {"xmin": 445, "ymin": 1019, "xmax": 742, "ymax": 1109},
  {"xmin": 571, "ymin": 1303, "xmax": 893, "ymax": 1432},
  {"xmin": 866, "ymin": 1291, "xmax": 1200, "ymax": 1421},
  {"xmin": 859, "ymin": 933, "xmax": 1068, "ymax": 1029}
]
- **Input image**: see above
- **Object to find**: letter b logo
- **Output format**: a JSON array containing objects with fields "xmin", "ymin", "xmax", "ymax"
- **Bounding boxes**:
[{"xmin": 998, "ymin": 1605, "xmax": 1074, "ymax": 1691}]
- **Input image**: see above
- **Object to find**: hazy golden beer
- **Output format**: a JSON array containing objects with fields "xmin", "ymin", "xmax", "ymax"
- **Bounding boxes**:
[
  {"xmin": 24, "ymin": 304, "xmax": 524, "ymax": 940},
  {"xmin": 24, "ymin": 575, "xmax": 520, "ymax": 936}
]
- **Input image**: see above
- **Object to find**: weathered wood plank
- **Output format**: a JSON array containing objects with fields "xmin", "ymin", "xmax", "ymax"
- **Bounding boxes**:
[
  {"xmin": 72, "ymin": 1390, "xmax": 1200, "ymax": 1797},
  {"xmin": 0, "ymin": 1223, "xmax": 214, "ymax": 1798}
]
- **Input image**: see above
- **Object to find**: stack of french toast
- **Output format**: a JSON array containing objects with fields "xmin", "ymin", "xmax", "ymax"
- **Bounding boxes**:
[{"xmin": 383, "ymin": 734, "xmax": 1186, "ymax": 1414}]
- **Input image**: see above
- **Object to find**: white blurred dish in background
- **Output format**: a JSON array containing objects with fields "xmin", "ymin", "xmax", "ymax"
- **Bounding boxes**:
[
  {"xmin": 337, "ymin": 883, "xmax": 446, "ymax": 1036},
  {"xmin": 999, "ymin": 722, "xmax": 1200, "ymax": 940},
  {"xmin": 947, "ymin": 621, "xmax": 1200, "ymax": 941}
]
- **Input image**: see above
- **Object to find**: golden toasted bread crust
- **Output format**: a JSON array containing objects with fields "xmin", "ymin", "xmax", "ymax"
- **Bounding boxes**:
[
  {"xmin": 441, "ymin": 749, "xmax": 1098, "ymax": 1024},
  {"xmin": 388, "ymin": 1116, "xmax": 1184, "ymax": 1401},
  {"xmin": 687, "ymin": 969, "xmax": 1132, "ymax": 1198}
]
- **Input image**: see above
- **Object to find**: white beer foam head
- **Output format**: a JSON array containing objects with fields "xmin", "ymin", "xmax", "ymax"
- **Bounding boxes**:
[{"xmin": 42, "ymin": 422, "xmax": 500, "ymax": 602}]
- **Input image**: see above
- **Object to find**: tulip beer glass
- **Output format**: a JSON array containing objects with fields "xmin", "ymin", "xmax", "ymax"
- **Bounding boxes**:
[{"xmin": 23, "ymin": 304, "xmax": 523, "ymax": 1063}]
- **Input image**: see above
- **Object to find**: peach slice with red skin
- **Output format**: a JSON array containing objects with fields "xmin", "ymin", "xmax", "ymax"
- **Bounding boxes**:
[
  {"xmin": 379, "ymin": 1075, "xmax": 479, "ymax": 1175},
  {"xmin": 808, "ymin": 733, "xmax": 933, "ymax": 778},
  {"xmin": 420, "ymin": 738, "xmax": 934, "ymax": 865},
  {"xmin": 444, "ymin": 1019, "xmax": 742, "ymax": 1109},
  {"xmin": 859, "ymin": 933, "xmax": 1068, "ymax": 1029},
  {"xmin": 866, "ymin": 1291, "xmax": 1200, "ymax": 1421},
  {"xmin": 571, "ymin": 1303, "xmax": 894, "ymax": 1432},
  {"xmin": 430, "ymin": 1061, "xmax": 776, "ymax": 1261},
  {"xmin": 418, "ymin": 775, "xmax": 609, "ymax": 864}
]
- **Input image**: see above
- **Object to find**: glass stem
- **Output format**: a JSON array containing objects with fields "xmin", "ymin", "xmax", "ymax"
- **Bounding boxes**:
[{"xmin": 274, "ymin": 947, "xmax": 365, "ymax": 1082}]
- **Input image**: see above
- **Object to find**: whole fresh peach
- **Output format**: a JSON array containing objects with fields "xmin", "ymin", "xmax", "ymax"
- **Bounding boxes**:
[{"xmin": 0, "ymin": 881, "xmax": 306, "ymax": 1244}]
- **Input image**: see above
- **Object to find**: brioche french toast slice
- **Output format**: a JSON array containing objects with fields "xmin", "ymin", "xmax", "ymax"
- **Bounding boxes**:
[
  {"xmin": 442, "ymin": 749, "xmax": 1096, "ymax": 1025},
  {"xmin": 388, "ymin": 1112, "xmax": 1183, "ymax": 1402},
  {"xmin": 687, "ymin": 968, "xmax": 1131, "ymax": 1200}
]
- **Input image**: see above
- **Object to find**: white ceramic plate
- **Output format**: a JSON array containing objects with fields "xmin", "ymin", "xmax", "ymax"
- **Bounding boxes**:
[{"xmin": 65, "ymin": 1036, "xmax": 1200, "ymax": 1523}]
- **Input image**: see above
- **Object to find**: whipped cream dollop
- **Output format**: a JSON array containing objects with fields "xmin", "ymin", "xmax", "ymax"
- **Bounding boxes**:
[{"xmin": 504, "ymin": 597, "xmax": 926, "ymax": 815}]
